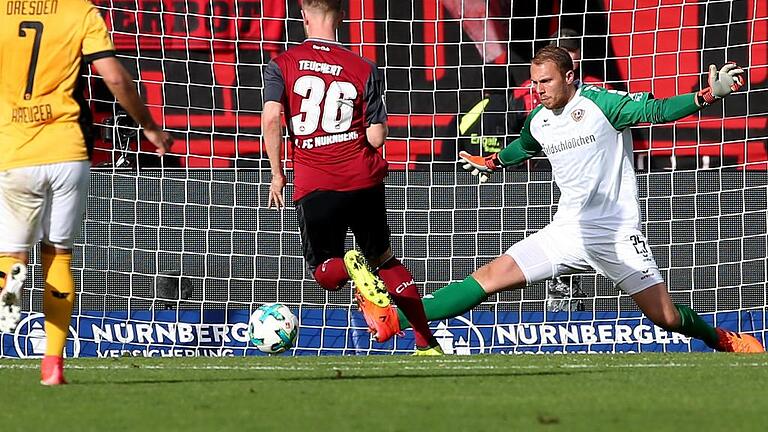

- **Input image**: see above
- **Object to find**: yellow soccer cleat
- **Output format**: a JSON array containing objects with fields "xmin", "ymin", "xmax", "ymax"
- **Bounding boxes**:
[
  {"xmin": 343, "ymin": 250, "xmax": 390, "ymax": 308},
  {"xmin": 413, "ymin": 344, "xmax": 445, "ymax": 356}
]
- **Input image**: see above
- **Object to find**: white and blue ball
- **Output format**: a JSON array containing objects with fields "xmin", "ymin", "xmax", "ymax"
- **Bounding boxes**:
[{"xmin": 248, "ymin": 303, "xmax": 298, "ymax": 354}]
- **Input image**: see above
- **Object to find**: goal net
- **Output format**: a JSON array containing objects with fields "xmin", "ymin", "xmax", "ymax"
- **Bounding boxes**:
[{"xmin": 2, "ymin": 0, "xmax": 766, "ymax": 358}]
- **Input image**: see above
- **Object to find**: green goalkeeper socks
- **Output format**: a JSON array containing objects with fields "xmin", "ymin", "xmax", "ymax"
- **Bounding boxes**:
[
  {"xmin": 397, "ymin": 276, "xmax": 488, "ymax": 331},
  {"xmin": 395, "ymin": 283, "xmax": 719, "ymax": 349},
  {"xmin": 674, "ymin": 304, "xmax": 719, "ymax": 349},
  {"xmin": 395, "ymin": 279, "xmax": 718, "ymax": 348}
]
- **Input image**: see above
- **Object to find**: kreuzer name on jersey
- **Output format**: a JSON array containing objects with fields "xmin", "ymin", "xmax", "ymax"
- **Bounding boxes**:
[
  {"xmin": 300, "ymin": 131, "xmax": 359, "ymax": 149},
  {"xmin": 298, "ymin": 60, "xmax": 343, "ymax": 76},
  {"xmin": 12, "ymin": 104, "xmax": 53, "ymax": 124}
]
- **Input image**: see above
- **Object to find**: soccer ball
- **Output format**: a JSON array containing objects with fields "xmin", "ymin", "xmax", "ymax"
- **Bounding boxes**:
[{"xmin": 248, "ymin": 303, "xmax": 299, "ymax": 354}]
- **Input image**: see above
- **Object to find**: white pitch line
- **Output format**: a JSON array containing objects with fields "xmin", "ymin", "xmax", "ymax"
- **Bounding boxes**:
[
  {"xmin": 306, "ymin": 358, "xmax": 493, "ymax": 365},
  {"xmin": 0, "ymin": 363, "xmax": 556, "ymax": 371},
  {"xmin": 0, "ymin": 364, "xmax": 315, "ymax": 371},
  {"xmin": 2, "ymin": 361, "xmax": 765, "ymax": 372},
  {"xmin": 0, "ymin": 364, "xmax": 125, "ymax": 370},
  {"xmin": 606, "ymin": 363, "xmax": 695, "ymax": 368}
]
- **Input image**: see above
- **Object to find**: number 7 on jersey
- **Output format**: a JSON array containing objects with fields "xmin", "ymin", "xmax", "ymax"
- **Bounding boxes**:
[{"xmin": 18, "ymin": 21, "xmax": 44, "ymax": 100}]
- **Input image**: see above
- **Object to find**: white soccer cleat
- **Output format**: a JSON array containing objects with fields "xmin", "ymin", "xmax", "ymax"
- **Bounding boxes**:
[{"xmin": 0, "ymin": 263, "xmax": 28, "ymax": 333}]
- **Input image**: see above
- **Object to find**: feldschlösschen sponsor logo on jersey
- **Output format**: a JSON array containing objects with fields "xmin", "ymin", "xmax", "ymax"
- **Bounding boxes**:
[{"xmin": 543, "ymin": 134, "xmax": 596, "ymax": 154}]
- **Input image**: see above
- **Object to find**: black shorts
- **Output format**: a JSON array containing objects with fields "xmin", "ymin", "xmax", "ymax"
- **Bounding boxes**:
[{"xmin": 296, "ymin": 184, "xmax": 391, "ymax": 270}]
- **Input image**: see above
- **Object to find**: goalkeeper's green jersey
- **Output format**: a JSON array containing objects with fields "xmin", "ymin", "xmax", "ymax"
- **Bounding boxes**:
[{"xmin": 498, "ymin": 84, "xmax": 700, "ymax": 234}]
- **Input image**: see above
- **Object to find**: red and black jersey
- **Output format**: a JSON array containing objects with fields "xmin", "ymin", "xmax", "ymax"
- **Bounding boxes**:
[{"xmin": 264, "ymin": 38, "xmax": 388, "ymax": 201}]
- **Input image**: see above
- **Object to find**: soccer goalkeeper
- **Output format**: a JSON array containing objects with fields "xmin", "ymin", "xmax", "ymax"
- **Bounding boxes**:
[
  {"xmin": 0, "ymin": 1, "xmax": 173, "ymax": 385},
  {"xmin": 398, "ymin": 45, "xmax": 763, "ymax": 353}
]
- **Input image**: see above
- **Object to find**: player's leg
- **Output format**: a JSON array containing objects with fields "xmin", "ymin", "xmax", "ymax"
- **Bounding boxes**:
[
  {"xmin": 343, "ymin": 247, "xmax": 401, "ymax": 342},
  {"xmin": 605, "ymin": 229, "xmax": 763, "ymax": 353},
  {"xmin": 296, "ymin": 189, "xmax": 399, "ymax": 341},
  {"xmin": 396, "ymin": 225, "xmax": 584, "ymax": 329},
  {"xmin": 599, "ymin": 231, "xmax": 717, "ymax": 345},
  {"xmin": 368, "ymin": 246, "xmax": 438, "ymax": 350},
  {"xmin": 348, "ymin": 185, "xmax": 431, "ymax": 345},
  {"xmin": 0, "ymin": 167, "xmax": 45, "ymax": 333},
  {"xmin": 629, "ymin": 282, "xmax": 706, "ymax": 338},
  {"xmin": 630, "ymin": 282, "xmax": 761, "ymax": 352},
  {"xmin": 396, "ymin": 254, "xmax": 528, "ymax": 330},
  {"xmin": 296, "ymin": 190, "xmax": 349, "ymax": 290},
  {"xmin": 39, "ymin": 161, "xmax": 90, "ymax": 385},
  {"xmin": 40, "ymin": 243, "xmax": 74, "ymax": 385}
]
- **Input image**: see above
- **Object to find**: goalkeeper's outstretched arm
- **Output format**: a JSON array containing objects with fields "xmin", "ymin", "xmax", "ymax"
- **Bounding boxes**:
[
  {"xmin": 589, "ymin": 63, "xmax": 745, "ymax": 130},
  {"xmin": 459, "ymin": 107, "xmax": 543, "ymax": 182}
]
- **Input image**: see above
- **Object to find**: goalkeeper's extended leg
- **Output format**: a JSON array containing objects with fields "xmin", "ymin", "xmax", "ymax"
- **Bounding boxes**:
[
  {"xmin": 396, "ymin": 255, "xmax": 527, "ymax": 330},
  {"xmin": 712, "ymin": 327, "xmax": 765, "ymax": 353},
  {"xmin": 40, "ymin": 244, "xmax": 75, "ymax": 386},
  {"xmin": 0, "ymin": 256, "xmax": 28, "ymax": 333},
  {"xmin": 682, "ymin": 306, "xmax": 765, "ymax": 353},
  {"xmin": 396, "ymin": 276, "xmax": 488, "ymax": 331},
  {"xmin": 633, "ymin": 282, "xmax": 764, "ymax": 353}
]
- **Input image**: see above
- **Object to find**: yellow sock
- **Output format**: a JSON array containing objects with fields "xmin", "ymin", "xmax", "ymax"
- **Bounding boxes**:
[
  {"xmin": 0, "ymin": 256, "xmax": 24, "ymax": 289},
  {"xmin": 42, "ymin": 249, "xmax": 75, "ymax": 357}
]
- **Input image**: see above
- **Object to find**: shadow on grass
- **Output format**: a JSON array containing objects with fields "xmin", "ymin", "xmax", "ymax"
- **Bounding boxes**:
[
  {"xmin": 281, "ymin": 369, "xmax": 601, "ymax": 381},
  {"xmin": 72, "ymin": 369, "xmax": 601, "ymax": 386}
]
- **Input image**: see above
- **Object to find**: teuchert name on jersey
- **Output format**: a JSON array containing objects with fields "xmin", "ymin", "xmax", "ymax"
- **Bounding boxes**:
[{"xmin": 298, "ymin": 60, "xmax": 343, "ymax": 77}]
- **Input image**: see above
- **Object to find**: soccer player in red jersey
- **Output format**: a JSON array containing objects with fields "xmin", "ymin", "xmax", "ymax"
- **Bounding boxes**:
[{"xmin": 262, "ymin": 0, "xmax": 441, "ymax": 354}]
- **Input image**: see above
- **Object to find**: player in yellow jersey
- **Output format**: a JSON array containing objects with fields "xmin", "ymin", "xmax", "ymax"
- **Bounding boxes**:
[{"xmin": 0, "ymin": 0, "xmax": 173, "ymax": 385}]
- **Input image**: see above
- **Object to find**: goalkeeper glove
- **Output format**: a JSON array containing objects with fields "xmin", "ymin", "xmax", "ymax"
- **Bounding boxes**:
[
  {"xmin": 697, "ymin": 63, "xmax": 745, "ymax": 106},
  {"xmin": 459, "ymin": 150, "xmax": 503, "ymax": 183}
]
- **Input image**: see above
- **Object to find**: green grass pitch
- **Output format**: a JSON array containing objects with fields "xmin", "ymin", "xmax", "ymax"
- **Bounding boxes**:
[{"xmin": 2, "ymin": 353, "xmax": 767, "ymax": 432}]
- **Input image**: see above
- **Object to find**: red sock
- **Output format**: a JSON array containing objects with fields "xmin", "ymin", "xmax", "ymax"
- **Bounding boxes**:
[
  {"xmin": 377, "ymin": 258, "xmax": 433, "ymax": 347},
  {"xmin": 313, "ymin": 258, "xmax": 349, "ymax": 291}
]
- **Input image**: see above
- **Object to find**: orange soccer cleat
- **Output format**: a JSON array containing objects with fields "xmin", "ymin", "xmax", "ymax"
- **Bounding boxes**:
[
  {"xmin": 715, "ymin": 328, "xmax": 765, "ymax": 353},
  {"xmin": 344, "ymin": 250, "xmax": 401, "ymax": 342},
  {"xmin": 40, "ymin": 355, "xmax": 68, "ymax": 386},
  {"xmin": 354, "ymin": 291, "xmax": 401, "ymax": 343}
]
